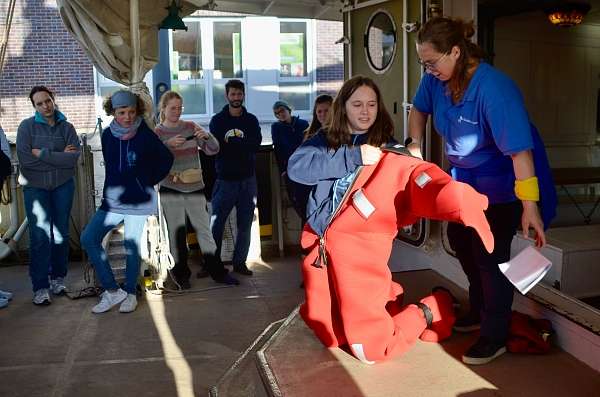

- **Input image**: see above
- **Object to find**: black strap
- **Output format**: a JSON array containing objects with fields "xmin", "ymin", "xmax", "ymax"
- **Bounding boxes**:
[
  {"xmin": 416, "ymin": 302, "xmax": 433, "ymax": 327},
  {"xmin": 381, "ymin": 142, "xmax": 414, "ymax": 157}
]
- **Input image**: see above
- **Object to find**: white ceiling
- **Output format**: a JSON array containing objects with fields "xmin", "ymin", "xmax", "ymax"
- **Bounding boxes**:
[{"xmin": 184, "ymin": 0, "xmax": 344, "ymax": 21}]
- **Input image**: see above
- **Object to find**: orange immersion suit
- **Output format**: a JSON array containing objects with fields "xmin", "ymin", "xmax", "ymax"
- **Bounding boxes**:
[{"xmin": 300, "ymin": 148, "xmax": 494, "ymax": 363}]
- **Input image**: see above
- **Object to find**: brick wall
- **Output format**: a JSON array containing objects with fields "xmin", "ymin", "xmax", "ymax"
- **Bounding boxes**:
[
  {"xmin": 0, "ymin": 0, "xmax": 96, "ymax": 138},
  {"xmin": 315, "ymin": 20, "xmax": 343, "ymax": 97}
]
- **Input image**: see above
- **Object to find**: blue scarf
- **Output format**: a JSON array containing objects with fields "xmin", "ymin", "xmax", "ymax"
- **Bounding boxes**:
[{"xmin": 110, "ymin": 116, "xmax": 142, "ymax": 140}]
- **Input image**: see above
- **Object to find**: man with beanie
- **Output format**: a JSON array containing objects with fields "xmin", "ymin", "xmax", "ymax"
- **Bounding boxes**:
[
  {"xmin": 209, "ymin": 80, "xmax": 262, "ymax": 276},
  {"xmin": 271, "ymin": 100, "xmax": 309, "ymax": 224}
]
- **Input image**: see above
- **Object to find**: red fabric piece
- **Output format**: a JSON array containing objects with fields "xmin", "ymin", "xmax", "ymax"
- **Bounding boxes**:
[
  {"xmin": 507, "ymin": 311, "xmax": 553, "ymax": 354},
  {"xmin": 300, "ymin": 153, "xmax": 494, "ymax": 363},
  {"xmin": 419, "ymin": 290, "xmax": 456, "ymax": 342}
]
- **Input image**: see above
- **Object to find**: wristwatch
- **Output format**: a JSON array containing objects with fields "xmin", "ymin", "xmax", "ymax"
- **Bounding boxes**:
[{"xmin": 404, "ymin": 137, "xmax": 421, "ymax": 147}]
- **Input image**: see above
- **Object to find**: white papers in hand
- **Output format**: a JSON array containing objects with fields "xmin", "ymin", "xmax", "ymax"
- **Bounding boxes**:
[{"xmin": 498, "ymin": 246, "xmax": 552, "ymax": 295}]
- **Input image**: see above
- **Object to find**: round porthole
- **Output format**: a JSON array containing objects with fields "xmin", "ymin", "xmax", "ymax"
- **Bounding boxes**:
[{"xmin": 364, "ymin": 10, "xmax": 397, "ymax": 74}]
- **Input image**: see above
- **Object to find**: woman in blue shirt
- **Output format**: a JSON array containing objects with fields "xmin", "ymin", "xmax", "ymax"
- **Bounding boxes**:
[{"xmin": 408, "ymin": 17, "xmax": 549, "ymax": 365}]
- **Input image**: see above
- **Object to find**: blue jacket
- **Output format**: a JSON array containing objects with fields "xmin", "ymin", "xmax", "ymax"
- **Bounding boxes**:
[
  {"xmin": 100, "ymin": 120, "xmax": 173, "ymax": 215},
  {"xmin": 271, "ymin": 116, "xmax": 309, "ymax": 173},
  {"xmin": 287, "ymin": 131, "xmax": 367, "ymax": 236},
  {"xmin": 209, "ymin": 105, "xmax": 262, "ymax": 181}
]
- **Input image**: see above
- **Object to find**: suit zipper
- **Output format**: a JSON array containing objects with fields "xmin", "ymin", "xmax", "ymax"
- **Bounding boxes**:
[{"xmin": 312, "ymin": 166, "xmax": 363, "ymax": 268}]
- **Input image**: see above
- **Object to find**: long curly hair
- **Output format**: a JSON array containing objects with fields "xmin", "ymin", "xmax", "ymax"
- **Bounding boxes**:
[{"xmin": 102, "ymin": 90, "xmax": 146, "ymax": 116}]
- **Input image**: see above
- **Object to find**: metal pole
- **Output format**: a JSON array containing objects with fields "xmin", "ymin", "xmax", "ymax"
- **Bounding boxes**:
[{"xmin": 130, "ymin": 0, "xmax": 141, "ymax": 83}]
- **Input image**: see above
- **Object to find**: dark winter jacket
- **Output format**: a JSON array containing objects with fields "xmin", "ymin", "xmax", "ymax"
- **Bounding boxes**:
[
  {"xmin": 100, "ymin": 120, "xmax": 173, "ymax": 215},
  {"xmin": 209, "ymin": 105, "xmax": 262, "ymax": 181},
  {"xmin": 271, "ymin": 116, "xmax": 309, "ymax": 173}
]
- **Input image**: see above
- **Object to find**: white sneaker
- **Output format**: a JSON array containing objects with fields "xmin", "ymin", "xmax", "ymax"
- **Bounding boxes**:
[
  {"xmin": 119, "ymin": 294, "xmax": 137, "ymax": 313},
  {"xmin": 0, "ymin": 289, "xmax": 13, "ymax": 300},
  {"xmin": 0, "ymin": 297, "xmax": 8, "ymax": 309},
  {"xmin": 33, "ymin": 289, "xmax": 51, "ymax": 306},
  {"xmin": 50, "ymin": 278, "xmax": 67, "ymax": 295},
  {"xmin": 92, "ymin": 289, "xmax": 127, "ymax": 313}
]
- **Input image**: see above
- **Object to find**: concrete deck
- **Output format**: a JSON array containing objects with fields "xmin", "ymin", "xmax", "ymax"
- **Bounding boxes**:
[
  {"xmin": 256, "ymin": 271, "xmax": 600, "ymax": 397},
  {"xmin": 0, "ymin": 250, "xmax": 598, "ymax": 397}
]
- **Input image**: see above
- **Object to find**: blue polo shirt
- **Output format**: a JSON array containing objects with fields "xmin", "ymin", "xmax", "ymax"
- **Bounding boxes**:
[{"xmin": 413, "ymin": 62, "xmax": 534, "ymax": 204}]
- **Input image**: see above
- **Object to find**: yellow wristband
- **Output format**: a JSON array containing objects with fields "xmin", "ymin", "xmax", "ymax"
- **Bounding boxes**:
[{"xmin": 514, "ymin": 176, "xmax": 540, "ymax": 201}]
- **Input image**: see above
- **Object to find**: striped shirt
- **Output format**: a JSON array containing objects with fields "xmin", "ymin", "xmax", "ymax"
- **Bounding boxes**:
[{"xmin": 155, "ymin": 121, "xmax": 219, "ymax": 193}]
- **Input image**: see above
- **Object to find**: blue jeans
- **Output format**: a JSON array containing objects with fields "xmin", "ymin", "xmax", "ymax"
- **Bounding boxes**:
[
  {"xmin": 80, "ymin": 210, "xmax": 148, "ymax": 294},
  {"xmin": 23, "ymin": 178, "xmax": 75, "ymax": 292},
  {"xmin": 210, "ymin": 176, "xmax": 257, "ymax": 265}
]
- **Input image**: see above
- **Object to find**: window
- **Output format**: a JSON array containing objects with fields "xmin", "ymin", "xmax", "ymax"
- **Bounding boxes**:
[
  {"xmin": 172, "ymin": 22, "xmax": 203, "ymax": 80},
  {"xmin": 171, "ymin": 21, "xmax": 207, "ymax": 115},
  {"xmin": 96, "ymin": 75, "xmax": 124, "ymax": 99},
  {"xmin": 212, "ymin": 21, "xmax": 243, "ymax": 112},
  {"xmin": 279, "ymin": 21, "xmax": 312, "ymax": 111},
  {"xmin": 364, "ymin": 10, "xmax": 397, "ymax": 74},
  {"xmin": 280, "ymin": 21, "xmax": 307, "ymax": 77},
  {"xmin": 213, "ymin": 21, "xmax": 242, "ymax": 79},
  {"xmin": 160, "ymin": 16, "xmax": 316, "ymax": 120}
]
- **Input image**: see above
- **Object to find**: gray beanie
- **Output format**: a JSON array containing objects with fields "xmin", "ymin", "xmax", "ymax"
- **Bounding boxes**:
[{"xmin": 272, "ymin": 100, "xmax": 291, "ymax": 112}]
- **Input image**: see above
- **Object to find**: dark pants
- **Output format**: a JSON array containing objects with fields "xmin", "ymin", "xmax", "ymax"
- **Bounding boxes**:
[
  {"xmin": 210, "ymin": 176, "xmax": 257, "ymax": 266},
  {"xmin": 447, "ymin": 201, "xmax": 522, "ymax": 343},
  {"xmin": 160, "ymin": 188, "xmax": 227, "ymax": 282}
]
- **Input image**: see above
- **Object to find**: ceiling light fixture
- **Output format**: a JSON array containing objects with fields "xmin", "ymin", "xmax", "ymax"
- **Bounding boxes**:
[
  {"xmin": 546, "ymin": 2, "xmax": 591, "ymax": 28},
  {"xmin": 159, "ymin": 0, "xmax": 188, "ymax": 31}
]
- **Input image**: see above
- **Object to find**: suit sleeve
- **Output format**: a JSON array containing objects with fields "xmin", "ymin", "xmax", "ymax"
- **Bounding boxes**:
[
  {"xmin": 407, "ymin": 162, "xmax": 494, "ymax": 253},
  {"xmin": 287, "ymin": 134, "xmax": 362, "ymax": 186}
]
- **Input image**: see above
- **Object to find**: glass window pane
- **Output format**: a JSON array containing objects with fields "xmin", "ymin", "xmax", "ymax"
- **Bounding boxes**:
[
  {"xmin": 280, "ymin": 82, "xmax": 310, "ymax": 111},
  {"xmin": 212, "ymin": 83, "xmax": 228, "ymax": 113},
  {"xmin": 172, "ymin": 22, "xmax": 203, "ymax": 80},
  {"xmin": 99, "ymin": 85, "xmax": 123, "ymax": 99},
  {"xmin": 366, "ymin": 12, "xmax": 396, "ymax": 71},
  {"xmin": 214, "ymin": 22, "xmax": 242, "ymax": 79},
  {"xmin": 171, "ymin": 83, "xmax": 206, "ymax": 115},
  {"xmin": 280, "ymin": 22, "xmax": 307, "ymax": 77}
]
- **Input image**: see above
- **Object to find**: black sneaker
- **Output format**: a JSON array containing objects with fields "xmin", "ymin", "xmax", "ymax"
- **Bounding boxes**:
[
  {"xmin": 462, "ymin": 337, "xmax": 506, "ymax": 365},
  {"xmin": 453, "ymin": 312, "xmax": 481, "ymax": 333},
  {"xmin": 233, "ymin": 263, "xmax": 253, "ymax": 276}
]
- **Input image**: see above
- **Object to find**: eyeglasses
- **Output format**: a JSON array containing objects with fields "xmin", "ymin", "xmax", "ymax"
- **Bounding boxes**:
[{"xmin": 417, "ymin": 52, "xmax": 448, "ymax": 71}]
